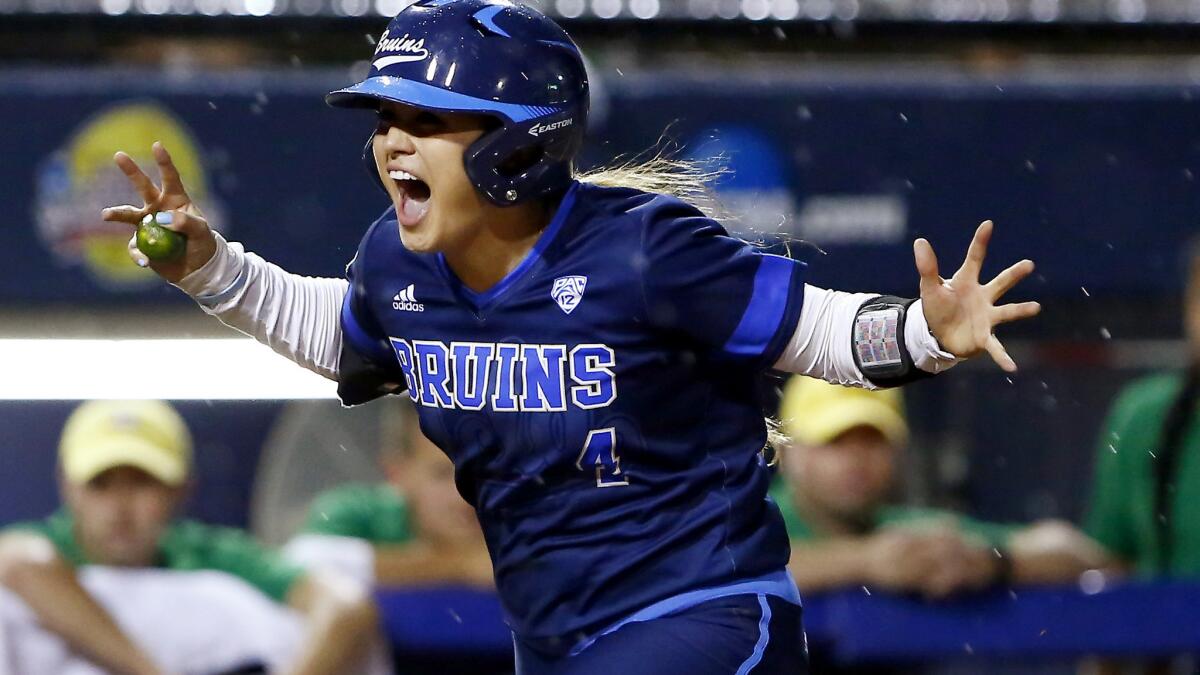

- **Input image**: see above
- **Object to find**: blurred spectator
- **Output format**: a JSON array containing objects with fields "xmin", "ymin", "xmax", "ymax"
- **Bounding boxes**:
[
  {"xmin": 1086, "ymin": 238, "xmax": 1200, "ymax": 578},
  {"xmin": 773, "ymin": 376, "xmax": 1110, "ymax": 598},
  {"xmin": 285, "ymin": 398, "xmax": 492, "ymax": 589},
  {"xmin": 0, "ymin": 400, "xmax": 381, "ymax": 675},
  {"xmin": 1080, "ymin": 241, "xmax": 1200, "ymax": 675}
]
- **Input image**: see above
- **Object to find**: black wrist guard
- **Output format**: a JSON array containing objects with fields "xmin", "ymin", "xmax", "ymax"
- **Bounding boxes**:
[{"xmin": 852, "ymin": 295, "xmax": 934, "ymax": 388}]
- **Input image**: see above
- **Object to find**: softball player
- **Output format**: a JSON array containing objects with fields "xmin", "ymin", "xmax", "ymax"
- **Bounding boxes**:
[{"xmin": 102, "ymin": 1, "xmax": 1039, "ymax": 671}]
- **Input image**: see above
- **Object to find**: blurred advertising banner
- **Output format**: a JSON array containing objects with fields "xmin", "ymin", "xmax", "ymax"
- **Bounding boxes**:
[{"xmin": 1, "ymin": 66, "xmax": 1197, "ymax": 305}]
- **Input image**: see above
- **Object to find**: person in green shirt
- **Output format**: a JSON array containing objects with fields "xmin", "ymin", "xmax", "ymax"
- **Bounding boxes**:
[
  {"xmin": 774, "ymin": 376, "xmax": 1110, "ymax": 598},
  {"xmin": 293, "ymin": 398, "xmax": 493, "ymax": 589},
  {"xmin": 1087, "ymin": 239, "xmax": 1200, "ymax": 578},
  {"xmin": 0, "ymin": 399, "xmax": 380, "ymax": 675}
]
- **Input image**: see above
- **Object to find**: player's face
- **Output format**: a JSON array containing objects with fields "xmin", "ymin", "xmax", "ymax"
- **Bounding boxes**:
[
  {"xmin": 389, "ymin": 424, "xmax": 483, "ymax": 549},
  {"xmin": 63, "ymin": 465, "xmax": 182, "ymax": 567},
  {"xmin": 371, "ymin": 102, "xmax": 496, "ymax": 253},
  {"xmin": 784, "ymin": 426, "xmax": 896, "ymax": 523}
]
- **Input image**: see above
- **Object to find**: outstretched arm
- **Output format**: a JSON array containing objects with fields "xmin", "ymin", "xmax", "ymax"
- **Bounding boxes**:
[
  {"xmin": 102, "ymin": 143, "xmax": 346, "ymax": 381},
  {"xmin": 774, "ymin": 220, "xmax": 1039, "ymax": 385}
]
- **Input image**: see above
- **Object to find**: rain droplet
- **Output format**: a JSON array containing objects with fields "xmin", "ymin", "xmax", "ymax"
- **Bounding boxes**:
[
  {"xmin": 365, "ymin": 32, "xmax": 376, "ymax": 44},
  {"xmin": 898, "ymin": 112, "xmax": 909, "ymax": 122},
  {"xmin": 1081, "ymin": 286, "xmax": 1090, "ymax": 297},
  {"xmin": 1079, "ymin": 569, "xmax": 1106, "ymax": 595},
  {"xmin": 1184, "ymin": 169, "xmax": 1195, "ymax": 182},
  {"xmin": 207, "ymin": 101, "xmax": 218, "ymax": 110},
  {"xmin": 1025, "ymin": 160, "xmax": 1037, "ymax": 172},
  {"xmin": 773, "ymin": 25, "xmax": 786, "ymax": 39},
  {"xmin": 796, "ymin": 105, "xmax": 812, "ymax": 120},
  {"xmin": 862, "ymin": 586, "xmax": 871, "ymax": 595},
  {"xmin": 1100, "ymin": 327, "xmax": 1111, "ymax": 340},
  {"xmin": 615, "ymin": 68, "xmax": 624, "ymax": 77},
  {"xmin": 964, "ymin": 643, "xmax": 975, "ymax": 655},
  {"xmin": 1005, "ymin": 377, "xmax": 1014, "ymax": 385},
  {"xmin": 255, "ymin": 91, "xmax": 270, "ymax": 105},
  {"xmin": 447, "ymin": 608, "xmax": 462, "ymax": 623}
]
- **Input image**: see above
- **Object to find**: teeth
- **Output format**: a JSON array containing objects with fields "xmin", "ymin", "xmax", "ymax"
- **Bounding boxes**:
[{"xmin": 388, "ymin": 170, "xmax": 419, "ymax": 181}]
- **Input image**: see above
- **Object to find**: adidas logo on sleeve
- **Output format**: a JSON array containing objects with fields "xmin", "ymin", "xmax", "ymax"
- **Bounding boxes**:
[{"xmin": 392, "ymin": 284, "xmax": 425, "ymax": 312}]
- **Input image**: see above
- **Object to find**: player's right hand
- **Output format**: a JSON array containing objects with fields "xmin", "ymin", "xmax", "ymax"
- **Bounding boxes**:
[{"xmin": 101, "ymin": 142, "xmax": 217, "ymax": 284}]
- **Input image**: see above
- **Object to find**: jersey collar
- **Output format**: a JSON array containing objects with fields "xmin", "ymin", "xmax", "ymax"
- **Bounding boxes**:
[{"xmin": 435, "ymin": 180, "xmax": 581, "ymax": 313}]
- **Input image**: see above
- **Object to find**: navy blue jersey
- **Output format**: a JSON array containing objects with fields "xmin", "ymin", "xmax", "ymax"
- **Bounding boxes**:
[{"xmin": 341, "ymin": 181, "xmax": 808, "ymax": 650}]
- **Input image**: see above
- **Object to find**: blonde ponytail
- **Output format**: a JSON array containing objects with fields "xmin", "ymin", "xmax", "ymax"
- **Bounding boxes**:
[{"xmin": 575, "ymin": 153, "xmax": 730, "ymax": 221}]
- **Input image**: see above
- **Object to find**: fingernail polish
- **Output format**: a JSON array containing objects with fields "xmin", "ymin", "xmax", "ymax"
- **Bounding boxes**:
[{"xmin": 155, "ymin": 212, "xmax": 174, "ymax": 225}]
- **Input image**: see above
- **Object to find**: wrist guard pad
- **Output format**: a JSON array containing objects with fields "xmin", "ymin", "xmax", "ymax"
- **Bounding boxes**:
[{"xmin": 852, "ymin": 295, "xmax": 933, "ymax": 387}]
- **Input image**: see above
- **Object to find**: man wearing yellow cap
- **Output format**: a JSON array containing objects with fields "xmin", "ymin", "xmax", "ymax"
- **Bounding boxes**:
[
  {"xmin": 773, "ymin": 377, "xmax": 1110, "ymax": 600},
  {"xmin": 0, "ymin": 400, "xmax": 381, "ymax": 675}
]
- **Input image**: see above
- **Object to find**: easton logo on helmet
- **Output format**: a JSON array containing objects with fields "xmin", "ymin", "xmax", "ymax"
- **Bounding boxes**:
[
  {"xmin": 528, "ymin": 118, "xmax": 574, "ymax": 137},
  {"xmin": 372, "ymin": 30, "xmax": 430, "ymax": 68}
]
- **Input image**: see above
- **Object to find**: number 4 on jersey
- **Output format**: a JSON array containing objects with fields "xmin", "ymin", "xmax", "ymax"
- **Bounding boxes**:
[{"xmin": 575, "ymin": 428, "xmax": 628, "ymax": 487}]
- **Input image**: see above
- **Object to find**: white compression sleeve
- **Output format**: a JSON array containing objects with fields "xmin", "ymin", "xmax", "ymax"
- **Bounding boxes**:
[
  {"xmin": 173, "ymin": 232, "xmax": 348, "ymax": 381},
  {"xmin": 771, "ymin": 284, "xmax": 961, "ymax": 387}
]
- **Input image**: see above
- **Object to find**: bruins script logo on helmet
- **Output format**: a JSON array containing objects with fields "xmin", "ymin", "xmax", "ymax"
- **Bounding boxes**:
[
  {"xmin": 372, "ymin": 29, "xmax": 430, "ymax": 68},
  {"xmin": 528, "ymin": 118, "xmax": 574, "ymax": 137}
]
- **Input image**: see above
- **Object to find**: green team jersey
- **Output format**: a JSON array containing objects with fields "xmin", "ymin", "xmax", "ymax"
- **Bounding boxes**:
[
  {"xmin": 6, "ymin": 510, "xmax": 303, "ymax": 602},
  {"xmin": 768, "ymin": 480, "xmax": 1017, "ymax": 549},
  {"xmin": 301, "ymin": 483, "xmax": 414, "ymax": 545},
  {"xmin": 1086, "ymin": 372, "xmax": 1200, "ymax": 576}
]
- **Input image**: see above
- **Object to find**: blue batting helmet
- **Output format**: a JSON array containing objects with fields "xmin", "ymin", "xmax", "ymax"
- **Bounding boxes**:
[{"xmin": 326, "ymin": 0, "xmax": 589, "ymax": 206}]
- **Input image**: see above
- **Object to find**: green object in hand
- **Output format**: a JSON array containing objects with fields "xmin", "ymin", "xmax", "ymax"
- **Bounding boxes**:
[{"xmin": 137, "ymin": 212, "xmax": 187, "ymax": 262}]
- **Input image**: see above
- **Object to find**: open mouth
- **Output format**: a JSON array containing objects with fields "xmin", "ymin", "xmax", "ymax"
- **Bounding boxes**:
[{"xmin": 389, "ymin": 169, "xmax": 431, "ymax": 226}]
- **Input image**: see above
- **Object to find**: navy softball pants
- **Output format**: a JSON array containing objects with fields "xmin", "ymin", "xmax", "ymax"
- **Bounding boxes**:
[{"xmin": 514, "ymin": 594, "xmax": 808, "ymax": 675}]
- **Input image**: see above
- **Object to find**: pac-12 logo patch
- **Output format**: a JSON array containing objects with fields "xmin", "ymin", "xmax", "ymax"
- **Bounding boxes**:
[{"xmin": 551, "ymin": 275, "xmax": 587, "ymax": 314}]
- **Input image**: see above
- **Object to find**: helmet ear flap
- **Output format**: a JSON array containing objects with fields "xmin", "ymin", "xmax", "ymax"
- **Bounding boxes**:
[
  {"xmin": 361, "ymin": 134, "xmax": 389, "ymax": 196},
  {"xmin": 465, "ymin": 110, "xmax": 583, "ymax": 206},
  {"xmin": 466, "ymin": 126, "xmax": 571, "ymax": 206}
]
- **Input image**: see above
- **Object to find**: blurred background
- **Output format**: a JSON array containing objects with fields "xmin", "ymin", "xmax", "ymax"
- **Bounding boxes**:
[{"xmin": 0, "ymin": 0, "xmax": 1197, "ymax": 673}]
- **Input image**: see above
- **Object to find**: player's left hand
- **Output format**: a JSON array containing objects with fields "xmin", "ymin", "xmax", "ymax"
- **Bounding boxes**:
[{"xmin": 915, "ymin": 220, "xmax": 1040, "ymax": 372}]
